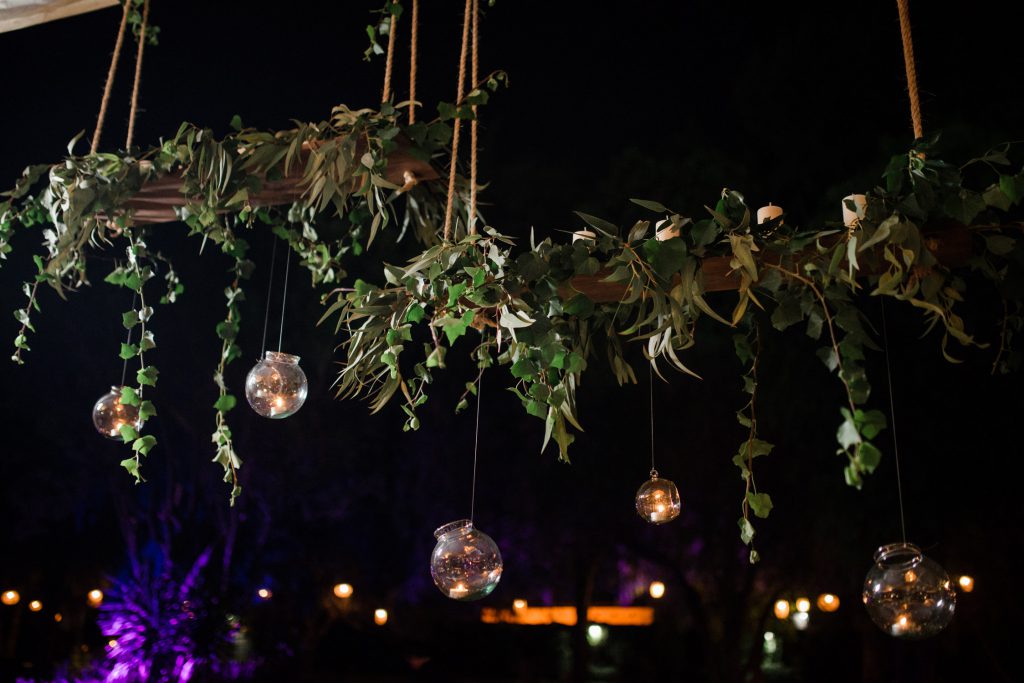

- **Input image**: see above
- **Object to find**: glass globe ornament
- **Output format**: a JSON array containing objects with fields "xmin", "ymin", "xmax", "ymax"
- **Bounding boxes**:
[
  {"xmin": 430, "ymin": 519, "xmax": 503, "ymax": 601},
  {"xmin": 635, "ymin": 470, "xmax": 681, "ymax": 524},
  {"xmin": 92, "ymin": 386, "xmax": 143, "ymax": 439},
  {"xmin": 245, "ymin": 351, "xmax": 308, "ymax": 418},
  {"xmin": 862, "ymin": 542, "xmax": 956, "ymax": 639}
]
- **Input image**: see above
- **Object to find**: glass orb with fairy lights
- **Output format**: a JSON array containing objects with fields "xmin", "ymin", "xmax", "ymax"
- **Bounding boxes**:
[
  {"xmin": 863, "ymin": 542, "xmax": 956, "ymax": 638},
  {"xmin": 635, "ymin": 470, "xmax": 681, "ymax": 524},
  {"xmin": 430, "ymin": 520, "xmax": 503, "ymax": 601},
  {"xmin": 245, "ymin": 351, "xmax": 308, "ymax": 418},
  {"xmin": 92, "ymin": 386, "xmax": 143, "ymax": 439}
]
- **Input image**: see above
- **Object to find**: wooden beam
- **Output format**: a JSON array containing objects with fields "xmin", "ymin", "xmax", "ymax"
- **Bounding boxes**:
[
  {"xmin": 0, "ymin": 0, "xmax": 117, "ymax": 34},
  {"xmin": 122, "ymin": 136, "xmax": 439, "ymax": 225},
  {"xmin": 563, "ymin": 222, "xmax": 974, "ymax": 302}
]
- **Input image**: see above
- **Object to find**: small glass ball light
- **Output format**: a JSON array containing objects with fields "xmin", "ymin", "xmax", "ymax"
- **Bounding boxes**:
[
  {"xmin": 245, "ymin": 351, "xmax": 308, "ymax": 418},
  {"xmin": 863, "ymin": 542, "xmax": 956, "ymax": 639},
  {"xmin": 92, "ymin": 386, "xmax": 142, "ymax": 439},
  {"xmin": 635, "ymin": 470, "xmax": 681, "ymax": 524},
  {"xmin": 430, "ymin": 519, "xmax": 503, "ymax": 601}
]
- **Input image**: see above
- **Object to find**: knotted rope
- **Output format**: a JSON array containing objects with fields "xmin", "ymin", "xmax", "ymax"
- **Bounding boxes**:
[
  {"xmin": 442, "ymin": 0, "xmax": 473, "ymax": 241},
  {"xmin": 90, "ymin": 0, "xmax": 131, "ymax": 154},
  {"xmin": 895, "ymin": 0, "xmax": 923, "ymax": 140},
  {"xmin": 381, "ymin": 9, "xmax": 399, "ymax": 104},
  {"xmin": 125, "ymin": 0, "xmax": 150, "ymax": 150},
  {"xmin": 409, "ymin": 0, "xmax": 419, "ymax": 123}
]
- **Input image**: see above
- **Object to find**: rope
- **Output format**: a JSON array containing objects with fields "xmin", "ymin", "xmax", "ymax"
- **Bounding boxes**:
[
  {"xmin": 470, "ymin": 369, "xmax": 483, "ymax": 523},
  {"xmin": 277, "ymin": 247, "xmax": 291, "ymax": 351},
  {"xmin": 259, "ymin": 237, "xmax": 278, "ymax": 356},
  {"xmin": 409, "ymin": 0, "xmax": 419, "ymax": 123},
  {"xmin": 880, "ymin": 299, "xmax": 909, "ymax": 543},
  {"xmin": 468, "ymin": 0, "xmax": 480, "ymax": 234},
  {"xmin": 90, "ymin": 0, "xmax": 131, "ymax": 154},
  {"xmin": 125, "ymin": 0, "xmax": 151, "ymax": 150},
  {"xmin": 381, "ymin": 10, "xmax": 399, "ymax": 104},
  {"xmin": 895, "ymin": 0, "xmax": 923, "ymax": 140},
  {"xmin": 442, "ymin": 0, "xmax": 473, "ymax": 241},
  {"xmin": 648, "ymin": 362, "xmax": 656, "ymax": 475}
]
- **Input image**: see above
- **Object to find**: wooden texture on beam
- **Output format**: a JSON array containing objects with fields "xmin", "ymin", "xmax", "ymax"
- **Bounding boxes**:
[
  {"xmin": 123, "ymin": 137, "xmax": 439, "ymax": 225},
  {"xmin": 564, "ymin": 222, "xmax": 974, "ymax": 302},
  {"xmin": 0, "ymin": 0, "xmax": 116, "ymax": 33}
]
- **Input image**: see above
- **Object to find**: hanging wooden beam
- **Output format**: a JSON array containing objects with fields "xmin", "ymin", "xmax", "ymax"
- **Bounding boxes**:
[
  {"xmin": 122, "ymin": 136, "xmax": 439, "ymax": 225},
  {"xmin": 0, "ymin": 0, "xmax": 117, "ymax": 34},
  {"xmin": 563, "ymin": 221, "xmax": 975, "ymax": 302}
]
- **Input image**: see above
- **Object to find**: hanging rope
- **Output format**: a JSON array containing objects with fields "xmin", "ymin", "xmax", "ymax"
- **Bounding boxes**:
[
  {"xmin": 125, "ymin": 0, "xmax": 151, "ymax": 150},
  {"xmin": 259, "ymin": 237, "xmax": 278, "ymax": 356},
  {"xmin": 381, "ymin": 9, "xmax": 399, "ymax": 104},
  {"xmin": 409, "ymin": 0, "xmax": 419, "ymax": 123},
  {"xmin": 90, "ymin": 0, "xmax": 131, "ymax": 154},
  {"xmin": 442, "ymin": 0, "xmax": 473, "ymax": 241},
  {"xmin": 895, "ymin": 0, "xmax": 923, "ymax": 140},
  {"xmin": 648, "ymin": 363, "xmax": 656, "ymax": 476},
  {"xmin": 468, "ymin": 0, "xmax": 480, "ymax": 233}
]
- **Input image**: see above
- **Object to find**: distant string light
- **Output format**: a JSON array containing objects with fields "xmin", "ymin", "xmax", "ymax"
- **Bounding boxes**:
[
  {"xmin": 957, "ymin": 576, "xmax": 974, "ymax": 593},
  {"xmin": 333, "ymin": 583, "xmax": 353, "ymax": 599},
  {"xmin": 374, "ymin": 608, "xmax": 388, "ymax": 626},
  {"xmin": 773, "ymin": 600, "xmax": 790, "ymax": 620},
  {"xmin": 795, "ymin": 597, "xmax": 811, "ymax": 613},
  {"xmin": 1, "ymin": 590, "xmax": 19, "ymax": 606},
  {"xmin": 54, "ymin": 613, "xmax": 63, "ymax": 623},
  {"xmin": 28, "ymin": 600, "xmax": 43, "ymax": 612},
  {"xmin": 256, "ymin": 588, "xmax": 272, "ymax": 600},
  {"xmin": 648, "ymin": 581, "xmax": 666, "ymax": 599},
  {"xmin": 88, "ymin": 589, "xmax": 104, "ymax": 607},
  {"xmin": 513, "ymin": 599, "xmax": 527, "ymax": 611}
]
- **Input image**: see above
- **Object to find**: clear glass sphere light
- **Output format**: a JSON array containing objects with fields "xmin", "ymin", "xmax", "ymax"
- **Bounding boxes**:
[
  {"xmin": 245, "ymin": 351, "xmax": 308, "ymax": 418},
  {"xmin": 863, "ymin": 542, "xmax": 956, "ymax": 639},
  {"xmin": 92, "ymin": 386, "xmax": 142, "ymax": 439},
  {"xmin": 430, "ymin": 519, "xmax": 503, "ymax": 601},
  {"xmin": 635, "ymin": 470, "xmax": 681, "ymax": 524}
]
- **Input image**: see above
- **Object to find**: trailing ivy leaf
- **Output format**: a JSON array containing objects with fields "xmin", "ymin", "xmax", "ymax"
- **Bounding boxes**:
[
  {"xmin": 137, "ymin": 366, "xmax": 159, "ymax": 387},
  {"xmin": 746, "ymin": 492, "xmax": 773, "ymax": 518},
  {"xmin": 138, "ymin": 400, "xmax": 157, "ymax": 421},
  {"xmin": 738, "ymin": 517, "xmax": 755, "ymax": 545},
  {"xmin": 118, "ymin": 386, "xmax": 140, "ymax": 407},
  {"xmin": 118, "ymin": 423, "xmax": 139, "ymax": 443},
  {"xmin": 122, "ymin": 310, "xmax": 140, "ymax": 329},
  {"xmin": 132, "ymin": 435, "xmax": 157, "ymax": 455},
  {"xmin": 120, "ymin": 343, "xmax": 139, "ymax": 360},
  {"xmin": 120, "ymin": 458, "xmax": 142, "ymax": 482},
  {"xmin": 214, "ymin": 394, "xmax": 237, "ymax": 412}
]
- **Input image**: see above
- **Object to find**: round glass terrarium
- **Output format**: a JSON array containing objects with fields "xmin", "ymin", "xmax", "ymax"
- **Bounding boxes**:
[
  {"xmin": 635, "ymin": 470, "xmax": 681, "ymax": 524},
  {"xmin": 245, "ymin": 351, "xmax": 308, "ymax": 418},
  {"xmin": 863, "ymin": 542, "xmax": 956, "ymax": 639},
  {"xmin": 430, "ymin": 520, "xmax": 503, "ymax": 601},
  {"xmin": 92, "ymin": 386, "xmax": 142, "ymax": 439}
]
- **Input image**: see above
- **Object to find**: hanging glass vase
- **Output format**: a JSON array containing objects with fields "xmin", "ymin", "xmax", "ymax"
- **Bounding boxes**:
[
  {"xmin": 635, "ymin": 470, "xmax": 681, "ymax": 524},
  {"xmin": 863, "ymin": 542, "xmax": 956, "ymax": 638},
  {"xmin": 430, "ymin": 519, "xmax": 503, "ymax": 601},
  {"xmin": 92, "ymin": 386, "xmax": 143, "ymax": 439},
  {"xmin": 245, "ymin": 351, "xmax": 308, "ymax": 418}
]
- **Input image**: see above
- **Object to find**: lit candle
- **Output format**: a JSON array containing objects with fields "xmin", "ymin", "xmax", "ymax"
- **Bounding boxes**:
[
  {"xmin": 449, "ymin": 583, "xmax": 469, "ymax": 599},
  {"xmin": 842, "ymin": 194, "xmax": 867, "ymax": 228},
  {"xmin": 757, "ymin": 203, "xmax": 783, "ymax": 225}
]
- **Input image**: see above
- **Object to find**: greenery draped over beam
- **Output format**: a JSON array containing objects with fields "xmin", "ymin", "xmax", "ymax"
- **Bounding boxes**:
[{"xmin": 2, "ymin": 90, "xmax": 1023, "ymax": 551}]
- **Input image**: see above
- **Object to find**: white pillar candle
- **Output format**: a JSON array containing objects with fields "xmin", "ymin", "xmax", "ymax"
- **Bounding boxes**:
[
  {"xmin": 842, "ymin": 194, "xmax": 867, "ymax": 228},
  {"xmin": 572, "ymin": 229, "xmax": 597, "ymax": 243},
  {"xmin": 757, "ymin": 203, "xmax": 783, "ymax": 224}
]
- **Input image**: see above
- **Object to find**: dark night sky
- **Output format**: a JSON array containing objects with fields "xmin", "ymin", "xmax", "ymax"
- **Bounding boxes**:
[{"xmin": 0, "ymin": 2, "xmax": 1023, "ymax": 681}]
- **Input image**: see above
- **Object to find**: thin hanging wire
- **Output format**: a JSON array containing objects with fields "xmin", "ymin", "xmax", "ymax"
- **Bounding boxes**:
[
  {"xmin": 470, "ymin": 370, "xmax": 483, "ymax": 523},
  {"xmin": 259, "ymin": 237, "xmax": 278, "ymax": 356},
  {"xmin": 649, "ymin": 363, "xmax": 656, "ymax": 476},
  {"xmin": 880, "ymin": 299, "xmax": 909, "ymax": 544},
  {"xmin": 120, "ymin": 291, "xmax": 139, "ymax": 386},
  {"xmin": 277, "ymin": 247, "xmax": 291, "ymax": 352}
]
